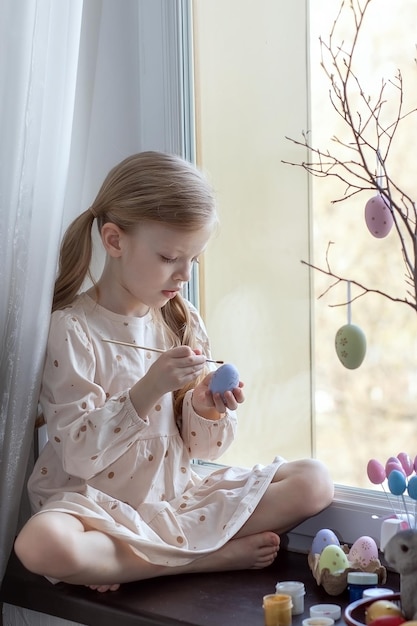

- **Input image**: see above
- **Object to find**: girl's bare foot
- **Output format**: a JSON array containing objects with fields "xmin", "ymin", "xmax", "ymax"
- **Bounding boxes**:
[
  {"xmin": 85, "ymin": 532, "xmax": 279, "ymax": 589},
  {"xmin": 194, "ymin": 531, "xmax": 280, "ymax": 572},
  {"xmin": 224, "ymin": 531, "xmax": 280, "ymax": 569}
]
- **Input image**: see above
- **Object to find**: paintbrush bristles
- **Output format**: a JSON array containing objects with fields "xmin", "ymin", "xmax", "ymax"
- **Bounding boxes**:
[{"xmin": 101, "ymin": 338, "xmax": 224, "ymax": 364}]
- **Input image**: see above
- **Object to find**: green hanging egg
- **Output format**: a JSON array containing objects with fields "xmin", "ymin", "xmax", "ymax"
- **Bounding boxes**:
[{"xmin": 335, "ymin": 323, "xmax": 366, "ymax": 369}]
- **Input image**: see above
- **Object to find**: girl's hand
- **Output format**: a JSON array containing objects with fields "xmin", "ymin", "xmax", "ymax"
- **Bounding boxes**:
[
  {"xmin": 192, "ymin": 373, "xmax": 245, "ymax": 420},
  {"xmin": 130, "ymin": 346, "xmax": 209, "ymax": 419},
  {"xmin": 145, "ymin": 346, "xmax": 207, "ymax": 397}
]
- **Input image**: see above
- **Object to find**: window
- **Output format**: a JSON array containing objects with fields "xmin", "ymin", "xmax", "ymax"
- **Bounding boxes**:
[
  {"xmin": 191, "ymin": 0, "xmax": 417, "ymax": 543},
  {"xmin": 193, "ymin": 0, "xmax": 313, "ymax": 470},
  {"xmin": 310, "ymin": 0, "xmax": 417, "ymax": 489}
]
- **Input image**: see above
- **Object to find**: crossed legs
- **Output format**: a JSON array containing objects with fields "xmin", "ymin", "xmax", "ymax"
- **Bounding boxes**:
[{"xmin": 15, "ymin": 459, "xmax": 333, "ymax": 590}]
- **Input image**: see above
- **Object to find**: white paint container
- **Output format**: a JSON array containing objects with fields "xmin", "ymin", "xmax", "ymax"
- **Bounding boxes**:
[{"xmin": 275, "ymin": 581, "xmax": 305, "ymax": 615}]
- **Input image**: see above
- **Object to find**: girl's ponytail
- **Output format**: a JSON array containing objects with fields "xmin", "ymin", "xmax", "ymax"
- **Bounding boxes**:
[{"xmin": 52, "ymin": 210, "xmax": 95, "ymax": 312}]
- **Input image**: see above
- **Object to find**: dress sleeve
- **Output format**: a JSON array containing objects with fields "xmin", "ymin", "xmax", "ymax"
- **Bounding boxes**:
[
  {"xmin": 40, "ymin": 310, "xmax": 147, "ymax": 479},
  {"xmin": 180, "ymin": 390, "xmax": 238, "ymax": 460},
  {"xmin": 180, "ymin": 303, "xmax": 238, "ymax": 460}
]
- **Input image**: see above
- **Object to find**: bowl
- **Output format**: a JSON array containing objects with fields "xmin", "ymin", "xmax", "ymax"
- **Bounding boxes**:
[{"xmin": 344, "ymin": 592, "xmax": 401, "ymax": 626}]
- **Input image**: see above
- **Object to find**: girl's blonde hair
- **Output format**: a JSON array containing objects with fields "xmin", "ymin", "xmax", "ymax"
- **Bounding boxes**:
[{"xmin": 53, "ymin": 151, "xmax": 218, "ymax": 417}]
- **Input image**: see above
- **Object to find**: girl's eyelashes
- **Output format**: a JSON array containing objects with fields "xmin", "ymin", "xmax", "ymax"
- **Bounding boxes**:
[{"xmin": 160, "ymin": 255, "xmax": 200, "ymax": 264}]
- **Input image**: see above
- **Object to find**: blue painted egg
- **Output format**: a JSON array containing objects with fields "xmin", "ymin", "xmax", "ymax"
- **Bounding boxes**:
[
  {"xmin": 209, "ymin": 363, "xmax": 240, "ymax": 399},
  {"xmin": 311, "ymin": 528, "xmax": 340, "ymax": 555}
]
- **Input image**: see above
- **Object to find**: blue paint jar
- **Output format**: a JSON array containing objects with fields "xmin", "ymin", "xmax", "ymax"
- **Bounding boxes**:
[{"xmin": 347, "ymin": 572, "xmax": 379, "ymax": 602}]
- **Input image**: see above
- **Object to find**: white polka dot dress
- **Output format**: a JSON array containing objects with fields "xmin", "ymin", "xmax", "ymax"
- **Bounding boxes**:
[{"xmin": 28, "ymin": 293, "xmax": 284, "ymax": 567}]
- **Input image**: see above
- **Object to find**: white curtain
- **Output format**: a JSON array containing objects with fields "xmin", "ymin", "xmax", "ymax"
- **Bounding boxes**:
[
  {"xmin": 0, "ymin": 0, "xmax": 188, "ymax": 589},
  {"xmin": 0, "ymin": 0, "xmax": 85, "ymax": 585}
]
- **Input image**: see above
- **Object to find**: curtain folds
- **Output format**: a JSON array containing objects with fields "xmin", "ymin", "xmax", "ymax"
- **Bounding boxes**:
[
  {"xmin": 0, "ymin": 0, "xmax": 186, "ymax": 590},
  {"xmin": 0, "ymin": 0, "xmax": 84, "ymax": 585}
]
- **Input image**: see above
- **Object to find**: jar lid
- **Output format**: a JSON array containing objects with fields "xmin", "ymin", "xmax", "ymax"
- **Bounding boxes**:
[
  {"xmin": 347, "ymin": 571, "xmax": 378, "ymax": 584},
  {"xmin": 310, "ymin": 604, "xmax": 342, "ymax": 621},
  {"xmin": 362, "ymin": 588, "xmax": 395, "ymax": 599},
  {"xmin": 303, "ymin": 618, "xmax": 334, "ymax": 626},
  {"xmin": 276, "ymin": 580, "xmax": 305, "ymax": 594}
]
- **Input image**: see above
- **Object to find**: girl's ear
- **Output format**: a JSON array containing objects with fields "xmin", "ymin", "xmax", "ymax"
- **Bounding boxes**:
[{"xmin": 100, "ymin": 223, "xmax": 124, "ymax": 258}]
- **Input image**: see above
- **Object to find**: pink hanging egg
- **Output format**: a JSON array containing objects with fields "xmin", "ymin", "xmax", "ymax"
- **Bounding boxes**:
[{"xmin": 365, "ymin": 194, "xmax": 393, "ymax": 238}]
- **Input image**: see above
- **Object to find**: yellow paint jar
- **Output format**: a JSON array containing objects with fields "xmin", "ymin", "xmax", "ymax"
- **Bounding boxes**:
[{"xmin": 263, "ymin": 593, "xmax": 293, "ymax": 626}]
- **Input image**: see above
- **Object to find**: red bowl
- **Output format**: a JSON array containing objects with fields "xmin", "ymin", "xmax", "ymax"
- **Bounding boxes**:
[{"xmin": 344, "ymin": 593, "xmax": 402, "ymax": 626}]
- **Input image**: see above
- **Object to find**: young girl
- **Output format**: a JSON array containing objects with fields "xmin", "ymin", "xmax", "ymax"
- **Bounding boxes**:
[{"xmin": 15, "ymin": 151, "xmax": 333, "ymax": 592}]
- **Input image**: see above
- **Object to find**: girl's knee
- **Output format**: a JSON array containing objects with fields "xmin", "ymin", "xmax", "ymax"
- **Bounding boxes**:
[
  {"xmin": 280, "ymin": 459, "xmax": 333, "ymax": 516},
  {"xmin": 297, "ymin": 459, "xmax": 334, "ymax": 511},
  {"xmin": 14, "ymin": 519, "xmax": 46, "ymax": 574},
  {"xmin": 15, "ymin": 513, "xmax": 80, "ymax": 577}
]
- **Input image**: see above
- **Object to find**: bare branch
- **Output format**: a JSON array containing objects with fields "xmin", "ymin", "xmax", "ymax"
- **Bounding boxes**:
[
  {"xmin": 284, "ymin": 0, "xmax": 417, "ymax": 311},
  {"xmin": 300, "ymin": 260, "xmax": 417, "ymax": 312}
]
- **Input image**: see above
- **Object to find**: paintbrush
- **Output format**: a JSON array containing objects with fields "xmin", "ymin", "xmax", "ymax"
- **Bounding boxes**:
[{"xmin": 101, "ymin": 338, "xmax": 224, "ymax": 364}]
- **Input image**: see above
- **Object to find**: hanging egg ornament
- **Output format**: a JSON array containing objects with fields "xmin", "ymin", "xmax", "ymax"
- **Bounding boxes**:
[
  {"xmin": 335, "ymin": 323, "xmax": 367, "ymax": 369},
  {"xmin": 365, "ymin": 194, "xmax": 394, "ymax": 238}
]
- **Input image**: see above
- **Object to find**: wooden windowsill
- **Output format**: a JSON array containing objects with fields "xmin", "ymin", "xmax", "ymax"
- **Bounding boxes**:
[{"xmin": 0, "ymin": 541, "xmax": 400, "ymax": 626}]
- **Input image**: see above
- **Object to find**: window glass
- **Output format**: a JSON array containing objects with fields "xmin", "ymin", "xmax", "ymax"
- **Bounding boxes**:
[
  {"xmin": 310, "ymin": 0, "xmax": 417, "ymax": 488},
  {"xmin": 193, "ymin": 0, "xmax": 417, "ymax": 492},
  {"xmin": 193, "ymin": 1, "xmax": 313, "ymax": 468}
]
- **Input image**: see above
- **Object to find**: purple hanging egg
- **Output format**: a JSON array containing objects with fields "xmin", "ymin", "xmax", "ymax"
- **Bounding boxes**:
[{"xmin": 364, "ymin": 194, "xmax": 393, "ymax": 238}]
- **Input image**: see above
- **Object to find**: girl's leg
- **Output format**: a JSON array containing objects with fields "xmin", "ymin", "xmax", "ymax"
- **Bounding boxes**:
[
  {"xmin": 14, "ymin": 459, "xmax": 332, "ymax": 588},
  {"xmin": 14, "ymin": 512, "xmax": 280, "ymax": 587},
  {"xmin": 234, "ymin": 458, "xmax": 334, "ymax": 538}
]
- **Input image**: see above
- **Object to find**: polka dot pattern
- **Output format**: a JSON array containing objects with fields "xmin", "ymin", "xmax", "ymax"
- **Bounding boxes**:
[{"xmin": 29, "ymin": 293, "xmax": 282, "ymax": 567}]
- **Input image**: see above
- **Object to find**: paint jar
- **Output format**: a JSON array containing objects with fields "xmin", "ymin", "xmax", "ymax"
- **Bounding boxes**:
[
  {"xmin": 347, "ymin": 572, "xmax": 379, "ymax": 602},
  {"xmin": 263, "ymin": 593, "xmax": 293, "ymax": 626},
  {"xmin": 275, "ymin": 581, "xmax": 306, "ymax": 615},
  {"xmin": 310, "ymin": 604, "xmax": 341, "ymax": 622}
]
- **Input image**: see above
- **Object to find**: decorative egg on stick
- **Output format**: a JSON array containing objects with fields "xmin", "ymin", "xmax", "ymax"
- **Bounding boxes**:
[
  {"xmin": 367, "ymin": 454, "xmax": 417, "ymax": 528},
  {"xmin": 367, "ymin": 458, "xmax": 398, "ymax": 518},
  {"xmin": 387, "ymin": 469, "xmax": 412, "ymax": 525},
  {"xmin": 335, "ymin": 282, "xmax": 367, "ymax": 369},
  {"xmin": 407, "ymin": 475, "xmax": 417, "ymax": 523},
  {"xmin": 398, "ymin": 452, "xmax": 414, "ymax": 477}
]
